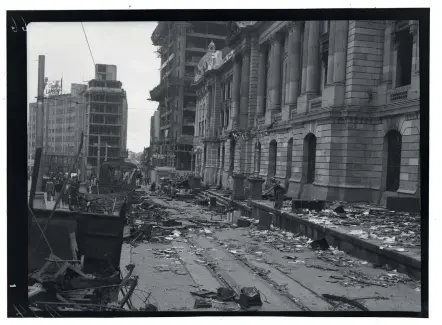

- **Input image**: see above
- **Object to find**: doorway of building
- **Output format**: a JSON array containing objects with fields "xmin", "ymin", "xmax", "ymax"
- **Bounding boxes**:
[
  {"xmin": 268, "ymin": 140, "xmax": 277, "ymax": 179},
  {"xmin": 303, "ymin": 134, "xmax": 317, "ymax": 184},
  {"xmin": 255, "ymin": 141, "xmax": 261, "ymax": 176}
]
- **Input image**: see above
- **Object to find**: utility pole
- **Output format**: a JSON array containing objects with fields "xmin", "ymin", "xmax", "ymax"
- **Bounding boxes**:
[
  {"xmin": 97, "ymin": 134, "xmax": 101, "ymax": 179},
  {"xmin": 35, "ymin": 55, "xmax": 46, "ymax": 194}
]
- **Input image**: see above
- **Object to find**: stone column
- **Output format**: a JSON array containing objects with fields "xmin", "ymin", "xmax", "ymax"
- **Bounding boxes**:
[
  {"xmin": 322, "ymin": 20, "xmax": 349, "ymax": 108},
  {"xmin": 333, "ymin": 20, "xmax": 349, "ymax": 84},
  {"xmin": 382, "ymin": 20, "xmax": 393, "ymax": 83},
  {"xmin": 306, "ymin": 21, "xmax": 321, "ymax": 95},
  {"xmin": 256, "ymin": 45, "xmax": 267, "ymax": 118},
  {"xmin": 326, "ymin": 21, "xmax": 336, "ymax": 85},
  {"xmin": 207, "ymin": 85, "xmax": 213, "ymax": 136},
  {"xmin": 240, "ymin": 47, "xmax": 250, "ymax": 129},
  {"xmin": 411, "ymin": 21, "xmax": 419, "ymax": 74},
  {"xmin": 287, "ymin": 22, "xmax": 302, "ymax": 110},
  {"xmin": 270, "ymin": 34, "xmax": 283, "ymax": 112},
  {"xmin": 410, "ymin": 20, "xmax": 420, "ymax": 97},
  {"xmin": 300, "ymin": 21, "xmax": 310, "ymax": 94},
  {"xmin": 231, "ymin": 55, "xmax": 242, "ymax": 129},
  {"xmin": 376, "ymin": 20, "xmax": 394, "ymax": 106}
]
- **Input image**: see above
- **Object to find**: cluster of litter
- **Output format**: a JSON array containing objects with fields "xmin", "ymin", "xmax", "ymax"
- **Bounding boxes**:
[{"xmin": 285, "ymin": 202, "xmax": 421, "ymax": 255}]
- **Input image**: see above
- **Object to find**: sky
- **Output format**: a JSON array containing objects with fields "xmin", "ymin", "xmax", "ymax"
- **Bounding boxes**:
[{"xmin": 27, "ymin": 21, "xmax": 160, "ymax": 153}]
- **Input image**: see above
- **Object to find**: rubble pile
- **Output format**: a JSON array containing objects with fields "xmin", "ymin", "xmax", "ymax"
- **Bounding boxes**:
[
  {"xmin": 28, "ymin": 254, "xmax": 143, "ymax": 312},
  {"xmin": 85, "ymin": 194, "xmax": 127, "ymax": 215},
  {"xmin": 247, "ymin": 228, "xmax": 311, "ymax": 253},
  {"xmin": 289, "ymin": 202, "xmax": 421, "ymax": 253}
]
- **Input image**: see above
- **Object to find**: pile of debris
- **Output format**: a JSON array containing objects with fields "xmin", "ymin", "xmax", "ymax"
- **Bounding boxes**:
[
  {"xmin": 85, "ymin": 194, "xmax": 127, "ymax": 215},
  {"xmin": 191, "ymin": 286, "xmax": 262, "ymax": 310},
  {"xmin": 247, "ymin": 228, "xmax": 312, "ymax": 253},
  {"xmin": 28, "ymin": 254, "xmax": 142, "ymax": 312},
  {"xmin": 291, "ymin": 202, "xmax": 421, "ymax": 253}
]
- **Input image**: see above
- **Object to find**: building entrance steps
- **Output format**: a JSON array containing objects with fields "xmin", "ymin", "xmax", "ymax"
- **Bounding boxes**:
[{"xmin": 205, "ymin": 190, "xmax": 421, "ymax": 280}]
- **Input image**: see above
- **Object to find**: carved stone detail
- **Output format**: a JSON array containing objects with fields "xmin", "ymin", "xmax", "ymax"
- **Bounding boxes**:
[{"xmin": 316, "ymin": 116, "xmax": 382, "ymax": 126}]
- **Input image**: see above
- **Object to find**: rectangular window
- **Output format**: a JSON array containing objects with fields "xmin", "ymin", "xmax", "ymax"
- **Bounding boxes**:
[
  {"xmin": 396, "ymin": 29, "xmax": 413, "ymax": 87},
  {"xmin": 97, "ymin": 64, "xmax": 106, "ymax": 73},
  {"xmin": 322, "ymin": 50, "xmax": 328, "ymax": 88}
]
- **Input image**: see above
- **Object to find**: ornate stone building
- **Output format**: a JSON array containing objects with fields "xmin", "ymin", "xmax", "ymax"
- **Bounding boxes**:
[{"xmin": 192, "ymin": 20, "xmax": 420, "ymax": 204}]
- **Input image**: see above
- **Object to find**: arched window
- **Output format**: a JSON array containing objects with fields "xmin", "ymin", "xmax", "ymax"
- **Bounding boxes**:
[
  {"xmin": 286, "ymin": 138, "xmax": 293, "ymax": 180},
  {"xmin": 385, "ymin": 130, "xmax": 402, "ymax": 191},
  {"xmin": 303, "ymin": 134, "xmax": 317, "ymax": 184},
  {"xmin": 268, "ymin": 140, "xmax": 277, "ymax": 178}
]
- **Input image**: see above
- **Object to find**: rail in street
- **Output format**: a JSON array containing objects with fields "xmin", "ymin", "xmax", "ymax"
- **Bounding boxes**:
[{"xmin": 119, "ymin": 192, "xmax": 421, "ymax": 312}]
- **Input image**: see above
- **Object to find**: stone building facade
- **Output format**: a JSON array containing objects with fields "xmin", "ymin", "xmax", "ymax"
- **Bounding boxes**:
[{"xmin": 192, "ymin": 20, "xmax": 420, "ymax": 204}]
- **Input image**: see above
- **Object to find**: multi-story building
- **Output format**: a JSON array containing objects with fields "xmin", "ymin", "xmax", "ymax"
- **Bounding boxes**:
[
  {"xmin": 85, "ymin": 64, "xmax": 128, "ymax": 175},
  {"xmin": 193, "ymin": 42, "xmax": 234, "ymax": 186},
  {"xmin": 149, "ymin": 21, "xmax": 228, "ymax": 171},
  {"xmin": 28, "ymin": 83, "xmax": 88, "ymax": 173},
  {"xmin": 149, "ymin": 110, "xmax": 161, "ymax": 165},
  {"xmin": 193, "ymin": 20, "xmax": 420, "ymax": 204}
]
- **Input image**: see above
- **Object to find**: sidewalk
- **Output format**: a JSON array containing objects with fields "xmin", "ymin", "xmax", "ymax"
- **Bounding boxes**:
[{"xmin": 206, "ymin": 190, "xmax": 421, "ymax": 280}]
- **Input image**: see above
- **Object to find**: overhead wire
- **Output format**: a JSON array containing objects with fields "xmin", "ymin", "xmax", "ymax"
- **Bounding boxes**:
[{"xmin": 81, "ymin": 22, "xmax": 128, "ymax": 161}]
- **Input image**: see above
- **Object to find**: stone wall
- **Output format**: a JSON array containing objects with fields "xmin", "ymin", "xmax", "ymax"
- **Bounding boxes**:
[
  {"xmin": 345, "ymin": 20, "xmax": 385, "ymax": 106},
  {"xmin": 193, "ymin": 20, "xmax": 421, "ymax": 204}
]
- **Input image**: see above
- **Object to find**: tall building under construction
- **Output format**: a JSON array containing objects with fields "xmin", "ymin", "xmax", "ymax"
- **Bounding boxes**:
[{"xmin": 149, "ymin": 21, "xmax": 228, "ymax": 171}]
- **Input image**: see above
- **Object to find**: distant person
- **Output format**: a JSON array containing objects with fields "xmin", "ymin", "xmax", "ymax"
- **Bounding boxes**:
[
  {"xmin": 85, "ymin": 178, "xmax": 91, "ymax": 194},
  {"xmin": 68, "ymin": 177, "xmax": 80, "ymax": 211},
  {"xmin": 45, "ymin": 179, "xmax": 54, "ymax": 201},
  {"xmin": 62, "ymin": 184, "xmax": 70, "ymax": 208},
  {"xmin": 54, "ymin": 180, "xmax": 63, "ymax": 202}
]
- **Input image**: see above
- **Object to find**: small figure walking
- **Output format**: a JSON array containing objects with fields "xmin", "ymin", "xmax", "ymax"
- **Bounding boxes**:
[
  {"xmin": 45, "ymin": 178, "xmax": 54, "ymax": 201},
  {"xmin": 271, "ymin": 177, "xmax": 285, "ymax": 210}
]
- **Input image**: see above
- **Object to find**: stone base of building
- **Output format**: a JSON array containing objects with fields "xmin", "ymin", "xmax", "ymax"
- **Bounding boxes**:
[
  {"xmin": 288, "ymin": 179, "xmax": 378, "ymax": 202},
  {"xmin": 232, "ymin": 173, "xmax": 247, "ymax": 200},
  {"xmin": 322, "ymin": 83, "xmax": 345, "ymax": 108},
  {"xmin": 189, "ymin": 175, "xmax": 202, "ymax": 190},
  {"xmin": 203, "ymin": 166, "xmax": 218, "ymax": 186},
  {"xmin": 248, "ymin": 176, "xmax": 265, "ymax": 200}
]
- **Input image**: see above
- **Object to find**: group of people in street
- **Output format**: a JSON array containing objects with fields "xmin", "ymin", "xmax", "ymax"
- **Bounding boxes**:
[
  {"xmin": 43, "ymin": 173, "xmax": 83, "ymax": 211},
  {"xmin": 135, "ymin": 169, "xmax": 150, "ymax": 187}
]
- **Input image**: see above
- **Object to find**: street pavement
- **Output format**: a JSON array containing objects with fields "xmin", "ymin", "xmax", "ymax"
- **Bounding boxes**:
[{"xmin": 120, "ymin": 194, "xmax": 421, "ymax": 312}]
